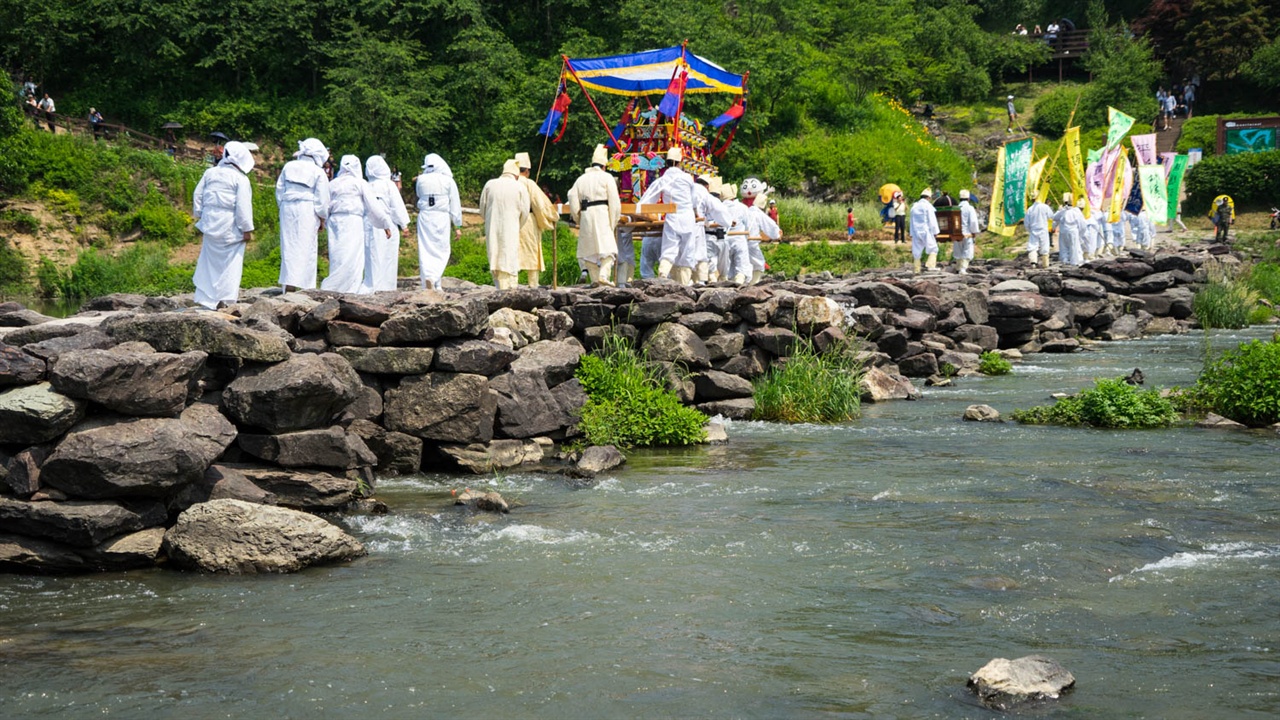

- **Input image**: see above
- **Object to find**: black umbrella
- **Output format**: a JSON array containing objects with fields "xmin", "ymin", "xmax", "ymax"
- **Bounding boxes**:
[
  {"xmin": 209, "ymin": 131, "xmax": 229, "ymax": 143},
  {"xmin": 162, "ymin": 121, "xmax": 183, "ymax": 130}
]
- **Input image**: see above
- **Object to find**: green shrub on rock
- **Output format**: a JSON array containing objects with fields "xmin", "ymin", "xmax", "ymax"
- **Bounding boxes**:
[
  {"xmin": 1012, "ymin": 378, "xmax": 1178, "ymax": 428},
  {"xmin": 574, "ymin": 336, "xmax": 707, "ymax": 448},
  {"xmin": 752, "ymin": 337, "xmax": 863, "ymax": 424},
  {"xmin": 1185, "ymin": 337, "xmax": 1280, "ymax": 427},
  {"xmin": 1193, "ymin": 280, "xmax": 1260, "ymax": 330},
  {"xmin": 978, "ymin": 351, "xmax": 1012, "ymax": 376}
]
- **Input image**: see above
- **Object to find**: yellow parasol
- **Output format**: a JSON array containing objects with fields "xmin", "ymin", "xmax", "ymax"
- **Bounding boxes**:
[
  {"xmin": 1209, "ymin": 194, "xmax": 1235, "ymax": 220},
  {"xmin": 878, "ymin": 183, "xmax": 902, "ymax": 204}
]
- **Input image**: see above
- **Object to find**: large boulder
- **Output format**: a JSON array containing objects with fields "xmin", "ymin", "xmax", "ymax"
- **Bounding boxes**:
[
  {"xmin": 234, "ymin": 465, "xmax": 364, "ymax": 511},
  {"xmin": 695, "ymin": 397, "xmax": 755, "ymax": 420},
  {"xmin": 40, "ymin": 403, "xmax": 237, "ymax": 499},
  {"xmin": 0, "ymin": 343, "xmax": 47, "ymax": 387},
  {"xmin": 848, "ymin": 282, "xmax": 911, "ymax": 310},
  {"xmin": 433, "ymin": 338, "xmax": 518, "ymax": 376},
  {"xmin": 438, "ymin": 439, "xmax": 545, "ymax": 474},
  {"xmin": 643, "ymin": 322, "xmax": 711, "ymax": 369},
  {"xmin": 704, "ymin": 332, "xmax": 746, "ymax": 362},
  {"xmin": 968, "ymin": 655, "xmax": 1075, "ymax": 710},
  {"xmin": 773, "ymin": 295, "xmax": 843, "ymax": 334},
  {"xmin": 573, "ymin": 445, "xmax": 626, "ymax": 477},
  {"xmin": 49, "ymin": 349, "xmax": 206, "ymax": 417},
  {"xmin": 334, "ymin": 346, "xmax": 435, "ymax": 375},
  {"xmin": 488, "ymin": 307, "xmax": 541, "ymax": 348},
  {"xmin": 509, "ymin": 339, "xmax": 584, "ymax": 387},
  {"xmin": 860, "ymin": 366, "xmax": 921, "ymax": 402},
  {"xmin": 488, "ymin": 371, "xmax": 571, "ymax": 438},
  {"xmin": 0, "ymin": 533, "xmax": 89, "ymax": 573},
  {"xmin": 107, "ymin": 312, "xmax": 292, "ymax": 361},
  {"xmin": 237, "ymin": 426, "xmax": 377, "ymax": 469},
  {"xmin": 383, "ymin": 372, "xmax": 497, "ymax": 443},
  {"xmin": 0, "ymin": 496, "xmax": 163, "ymax": 547},
  {"xmin": 749, "ymin": 326, "xmax": 799, "ymax": 357},
  {"xmin": 222, "ymin": 353, "xmax": 362, "ymax": 433},
  {"xmin": 378, "ymin": 296, "xmax": 489, "ymax": 345},
  {"xmin": 346, "ymin": 419, "xmax": 423, "ymax": 476},
  {"xmin": 0, "ymin": 382, "xmax": 86, "ymax": 444},
  {"xmin": 162, "ymin": 499, "xmax": 366, "ymax": 574},
  {"xmin": 692, "ymin": 370, "xmax": 755, "ymax": 401}
]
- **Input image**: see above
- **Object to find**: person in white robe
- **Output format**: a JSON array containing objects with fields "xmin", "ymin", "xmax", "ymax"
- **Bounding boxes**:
[
  {"xmin": 192, "ymin": 141, "xmax": 255, "ymax": 309},
  {"xmin": 686, "ymin": 175, "xmax": 730, "ymax": 285},
  {"xmin": 568, "ymin": 144, "xmax": 622, "ymax": 286},
  {"xmin": 616, "ymin": 225, "xmax": 636, "ymax": 287},
  {"xmin": 414, "ymin": 153, "xmax": 462, "ymax": 290},
  {"xmin": 321, "ymin": 155, "xmax": 391, "ymax": 294},
  {"xmin": 276, "ymin": 138, "xmax": 330, "ymax": 290},
  {"xmin": 362, "ymin": 155, "xmax": 410, "ymax": 293},
  {"xmin": 703, "ymin": 177, "xmax": 728, "ymax": 283},
  {"xmin": 639, "ymin": 233, "xmax": 662, "ymax": 278},
  {"xmin": 514, "ymin": 152, "xmax": 558, "ymax": 288},
  {"xmin": 479, "ymin": 159, "xmax": 530, "ymax": 289},
  {"xmin": 1024, "ymin": 198, "xmax": 1053, "ymax": 267},
  {"xmin": 1080, "ymin": 202, "xmax": 1100, "ymax": 261},
  {"xmin": 638, "ymin": 146, "xmax": 696, "ymax": 279},
  {"xmin": 1061, "ymin": 199, "xmax": 1087, "ymax": 266},
  {"xmin": 738, "ymin": 177, "xmax": 780, "ymax": 283},
  {"xmin": 954, "ymin": 189, "xmax": 980, "ymax": 274},
  {"xmin": 720, "ymin": 183, "xmax": 751, "ymax": 284},
  {"xmin": 909, "ymin": 188, "xmax": 940, "ymax": 273}
]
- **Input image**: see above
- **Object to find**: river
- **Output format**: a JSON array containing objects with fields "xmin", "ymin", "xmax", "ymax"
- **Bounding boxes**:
[{"xmin": 2, "ymin": 327, "xmax": 1278, "ymax": 718}]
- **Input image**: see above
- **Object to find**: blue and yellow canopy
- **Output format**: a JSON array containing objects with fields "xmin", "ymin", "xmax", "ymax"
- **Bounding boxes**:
[{"xmin": 566, "ymin": 46, "xmax": 746, "ymax": 96}]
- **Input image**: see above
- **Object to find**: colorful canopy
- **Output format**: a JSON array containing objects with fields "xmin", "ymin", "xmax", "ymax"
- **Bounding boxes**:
[{"xmin": 566, "ymin": 46, "xmax": 746, "ymax": 97}]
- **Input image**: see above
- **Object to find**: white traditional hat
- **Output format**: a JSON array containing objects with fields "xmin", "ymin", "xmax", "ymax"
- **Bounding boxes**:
[
  {"xmin": 959, "ymin": 189, "xmax": 970, "ymax": 200},
  {"xmin": 591, "ymin": 144, "xmax": 608, "ymax": 166},
  {"xmin": 920, "ymin": 187, "xmax": 933, "ymax": 198},
  {"xmin": 1062, "ymin": 191, "xmax": 1073, "ymax": 204},
  {"xmin": 1076, "ymin": 198, "xmax": 1087, "ymax": 209},
  {"xmin": 720, "ymin": 183, "xmax": 737, "ymax": 201},
  {"xmin": 1008, "ymin": 95, "xmax": 1014, "ymax": 100},
  {"xmin": 708, "ymin": 176, "xmax": 723, "ymax": 195},
  {"xmin": 666, "ymin": 146, "xmax": 683, "ymax": 163},
  {"xmin": 502, "ymin": 158, "xmax": 521, "ymax": 176},
  {"xmin": 515, "ymin": 152, "xmax": 532, "ymax": 171}
]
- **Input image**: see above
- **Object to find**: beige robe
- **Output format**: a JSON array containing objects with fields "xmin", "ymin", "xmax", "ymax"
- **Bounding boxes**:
[
  {"xmin": 568, "ymin": 166, "xmax": 621, "ymax": 262},
  {"xmin": 517, "ymin": 176, "xmax": 556, "ymax": 272},
  {"xmin": 479, "ymin": 173, "xmax": 530, "ymax": 277}
]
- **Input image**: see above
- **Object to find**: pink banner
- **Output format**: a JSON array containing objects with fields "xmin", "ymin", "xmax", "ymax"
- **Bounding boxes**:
[
  {"xmin": 1130, "ymin": 133, "xmax": 1158, "ymax": 167},
  {"xmin": 1160, "ymin": 151, "xmax": 1177, "ymax": 177},
  {"xmin": 1098, "ymin": 146, "xmax": 1122, "ymax": 211}
]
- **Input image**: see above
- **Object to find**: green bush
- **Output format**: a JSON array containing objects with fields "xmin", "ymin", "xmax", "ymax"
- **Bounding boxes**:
[
  {"xmin": 0, "ymin": 237, "xmax": 30, "ymax": 293},
  {"xmin": 752, "ymin": 337, "xmax": 863, "ymax": 423},
  {"xmin": 1030, "ymin": 86, "xmax": 1084, "ymax": 138},
  {"xmin": 1186, "ymin": 337, "xmax": 1280, "ymax": 426},
  {"xmin": 1012, "ymin": 377, "xmax": 1178, "ymax": 428},
  {"xmin": 1192, "ymin": 281, "xmax": 1260, "ymax": 329},
  {"xmin": 38, "ymin": 243, "xmax": 193, "ymax": 299},
  {"xmin": 1244, "ymin": 263, "xmax": 1280, "ymax": 305},
  {"xmin": 0, "ymin": 209, "xmax": 40, "ymax": 234},
  {"xmin": 574, "ymin": 335, "xmax": 707, "ymax": 448},
  {"xmin": 978, "ymin": 350, "xmax": 1012, "ymax": 375},
  {"xmin": 1184, "ymin": 149, "xmax": 1280, "ymax": 210}
]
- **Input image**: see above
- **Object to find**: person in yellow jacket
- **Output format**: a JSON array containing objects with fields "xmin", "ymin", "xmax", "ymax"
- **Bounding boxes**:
[{"xmin": 514, "ymin": 152, "xmax": 557, "ymax": 287}]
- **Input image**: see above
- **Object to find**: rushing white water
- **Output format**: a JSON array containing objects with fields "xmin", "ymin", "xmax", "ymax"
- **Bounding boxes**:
[{"xmin": 2, "ymin": 327, "xmax": 1278, "ymax": 718}]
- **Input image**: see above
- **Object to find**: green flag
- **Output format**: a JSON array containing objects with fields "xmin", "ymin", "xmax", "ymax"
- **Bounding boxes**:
[
  {"xmin": 1002, "ymin": 138, "xmax": 1034, "ymax": 226},
  {"xmin": 1105, "ymin": 107, "xmax": 1136, "ymax": 151},
  {"xmin": 1166, "ymin": 154, "xmax": 1189, "ymax": 224},
  {"xmin": 1138, "ymin": 165, "xmax": 1168, "ymax": 225}
]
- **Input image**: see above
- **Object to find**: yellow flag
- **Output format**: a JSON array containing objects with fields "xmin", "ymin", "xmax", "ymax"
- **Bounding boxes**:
[
  {"xmin": 988, "ymin": 144, "xmax": 1007, "ymax": 236},
  {"xmin": 1065, "ymin": 127, "xmax": 1087, "ymax": 217},
  {"xmin": 1028, "ymin": 157, "xmax": 1048, "ymax": 204}
]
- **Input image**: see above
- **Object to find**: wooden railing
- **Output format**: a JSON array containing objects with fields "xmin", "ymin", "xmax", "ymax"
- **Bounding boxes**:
[{"xmin": 22, "ymin": 104, "xmax": 205, "ymax": 160}]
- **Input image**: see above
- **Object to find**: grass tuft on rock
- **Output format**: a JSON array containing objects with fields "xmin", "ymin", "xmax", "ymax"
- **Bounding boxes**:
[
  {"xmin": 978, "ymin": 351, "xmax": 1012, "ymax": 376},
  {"xmin": 1011, "ymin": 377, "xmax": 1178, "ymax": 429},
  {"xmin": 574, "ymin": 334, "xmax": 707, "ymax": 449},
  {"xmin": 1177, "ymin": 336, "xmax": 1280, "ymax": 427},
  {"xmin": 752, "ymin": 337, "xmax": 863, "ymax": 423}
]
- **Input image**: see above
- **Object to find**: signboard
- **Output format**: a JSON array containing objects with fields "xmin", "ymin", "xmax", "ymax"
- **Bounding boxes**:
[{"xmin": 1216, "ymin": 117, "xmax": 1280, "ymax": 155}]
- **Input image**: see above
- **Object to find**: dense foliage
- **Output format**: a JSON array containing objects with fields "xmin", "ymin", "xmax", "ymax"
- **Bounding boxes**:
[
  {"xmin": 752, "ymin": 337, "xmax": 863, "ymax": 423},
  {"xmin": 0, "ymin": 0, "xmax": 1055, "ymax": 197},
  {"xmin": 1012, "ymin": 377, "xmax": 1178, "ymax": 428},
  {"xmin": 574, "ymin": 335, "xmax": 708, "ymax": 448},
  {"xmin": 1184, "ymin": 150, "xmax": 1280, "ymax": 209},
  {"xmin": 1182, "ymin": 337, "xmax": 1280, "ymax": 426},
  {"xmin": 1192, "ymin": 280, "xmax": 1260, "ymax": 330}
]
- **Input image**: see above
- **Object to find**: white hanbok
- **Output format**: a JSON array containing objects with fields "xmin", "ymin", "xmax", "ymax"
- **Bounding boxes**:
[
  {"xmin": 721, "ymin": 199, "xmax": 751, "ymax": 281},
  {"xmin": 321, "ymin": 156, "xmax": 390, "ymax": 294},
  {"xmin": 742, "ymin": 200, "xmax": 780, "ymax": 273},
  {"xmin": 414, "ymin": 153, "xmax": 462, "ymax": 288},
  {"xmin": 362, "ymin": 155, "xmax": 409, "ymax": 293},
  {"xmin": 954, "ymin": 199, "xmax": 980, "ymax": 260},
  {"xmin": 1025, "ymin": 201, "xmax": 1052, "ymax": 256},
  {"xmin": 479, "ymin": 169, "xmax": 530, "ymax": 287},
  {"xmin": 276, "ymin": 138, "xmax": 329, "ymax": 289},
  {"xmin": 638, "ymin": 166, "xmax": 697, "ymax": 271},
  {"xmin": 192, "ymin": 143, "xmax": 255, "ymax": 309},
  {"xmin": 909, "ymin": 198, "xmax": 939, "ymax": 259}
]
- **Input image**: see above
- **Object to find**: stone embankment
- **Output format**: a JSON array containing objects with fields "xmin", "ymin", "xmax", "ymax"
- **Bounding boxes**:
[{"xmin": 0, "ymin": 241, "xmax": 1231, "ymax": 574}]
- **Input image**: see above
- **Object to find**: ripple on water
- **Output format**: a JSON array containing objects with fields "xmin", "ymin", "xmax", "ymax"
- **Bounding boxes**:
[{"xmin": 1111, "ymin": 541, "xmax": 1280, "ymax": 582}]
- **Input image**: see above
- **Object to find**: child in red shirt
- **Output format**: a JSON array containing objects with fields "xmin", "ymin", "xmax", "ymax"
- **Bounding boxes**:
[{"xmin": 846, "ymin": 208, "xmax": 857, "ymax": 237}]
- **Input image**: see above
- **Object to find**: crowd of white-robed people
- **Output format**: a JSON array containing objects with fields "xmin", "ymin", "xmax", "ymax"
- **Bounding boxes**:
[{"xmin": 189, "ymin": 140, "xmax": 787, "ymax": 309}]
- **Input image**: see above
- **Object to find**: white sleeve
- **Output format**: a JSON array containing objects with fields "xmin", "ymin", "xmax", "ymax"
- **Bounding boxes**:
[
  {"xmin": 235, "ymin": 174, "xmax": 254, "ymax": 233},
  {"xmin": 449, "ymin": 179, "xmax": 462, "ymax": 227}
]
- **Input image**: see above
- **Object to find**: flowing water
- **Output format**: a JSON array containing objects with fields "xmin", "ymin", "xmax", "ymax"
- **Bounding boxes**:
[{"xmin": 3, "ymin": 328, "xmax": 1279, "ymax": 719}]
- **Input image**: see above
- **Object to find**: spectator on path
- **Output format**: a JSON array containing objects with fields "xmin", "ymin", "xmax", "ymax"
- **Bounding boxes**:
[
  {"xmin": 89, "ymin": 108, "xmax": 104, "ymax": 140},
  {"xmin": 24, "ymin": 94, "xmax": 39, "ymax": 124},
  {"xmin": 846, "ymin": 207, "xmax": 857, "ymax": 237},
  {"xmin": 37, "ymin": 93, "xmax": 55, "ymax": 131},
  {"xmin": 1161, "ymin": 93, "xmax": 1177, "ymax": 129},
  {"xmin": 210, "ymin": 132, "xmax": 228, "ymax": 165},
  {"xmin": 1032, "ymin": 24, "xmax": 1043, "ymax": 35},
  {"xmin": 1059, "ymin": 17, "xmax": 1075, "ymax": 31},
  {"xmin": 1006, "ymin": 95, "xmax": 1018, "ymax": 133},
  {"xmin": 1013, "ymin": 24, "xmax": 1028, "ymax": 35},
  {"xmin": 890, "ymin": 191, "xmax": 907, "ymax": 244},
  {"xmin": 22, "ymin": 78, "xmax": 37, "ymax": 98},
  {"xmin": 1210, "ymin": 196, "xmax": 1234, "ymax": 243},
  {"xmin": 1045, "ymin": 21, "xmax": 1060, "ymax": 43},
  {"xmin": 1183, "ymin": 83, "xmax": 1195, "ymax": 118},
  {"xmin": 767, "ymin": 199, "xmax": 779, "ymax": 225}
]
